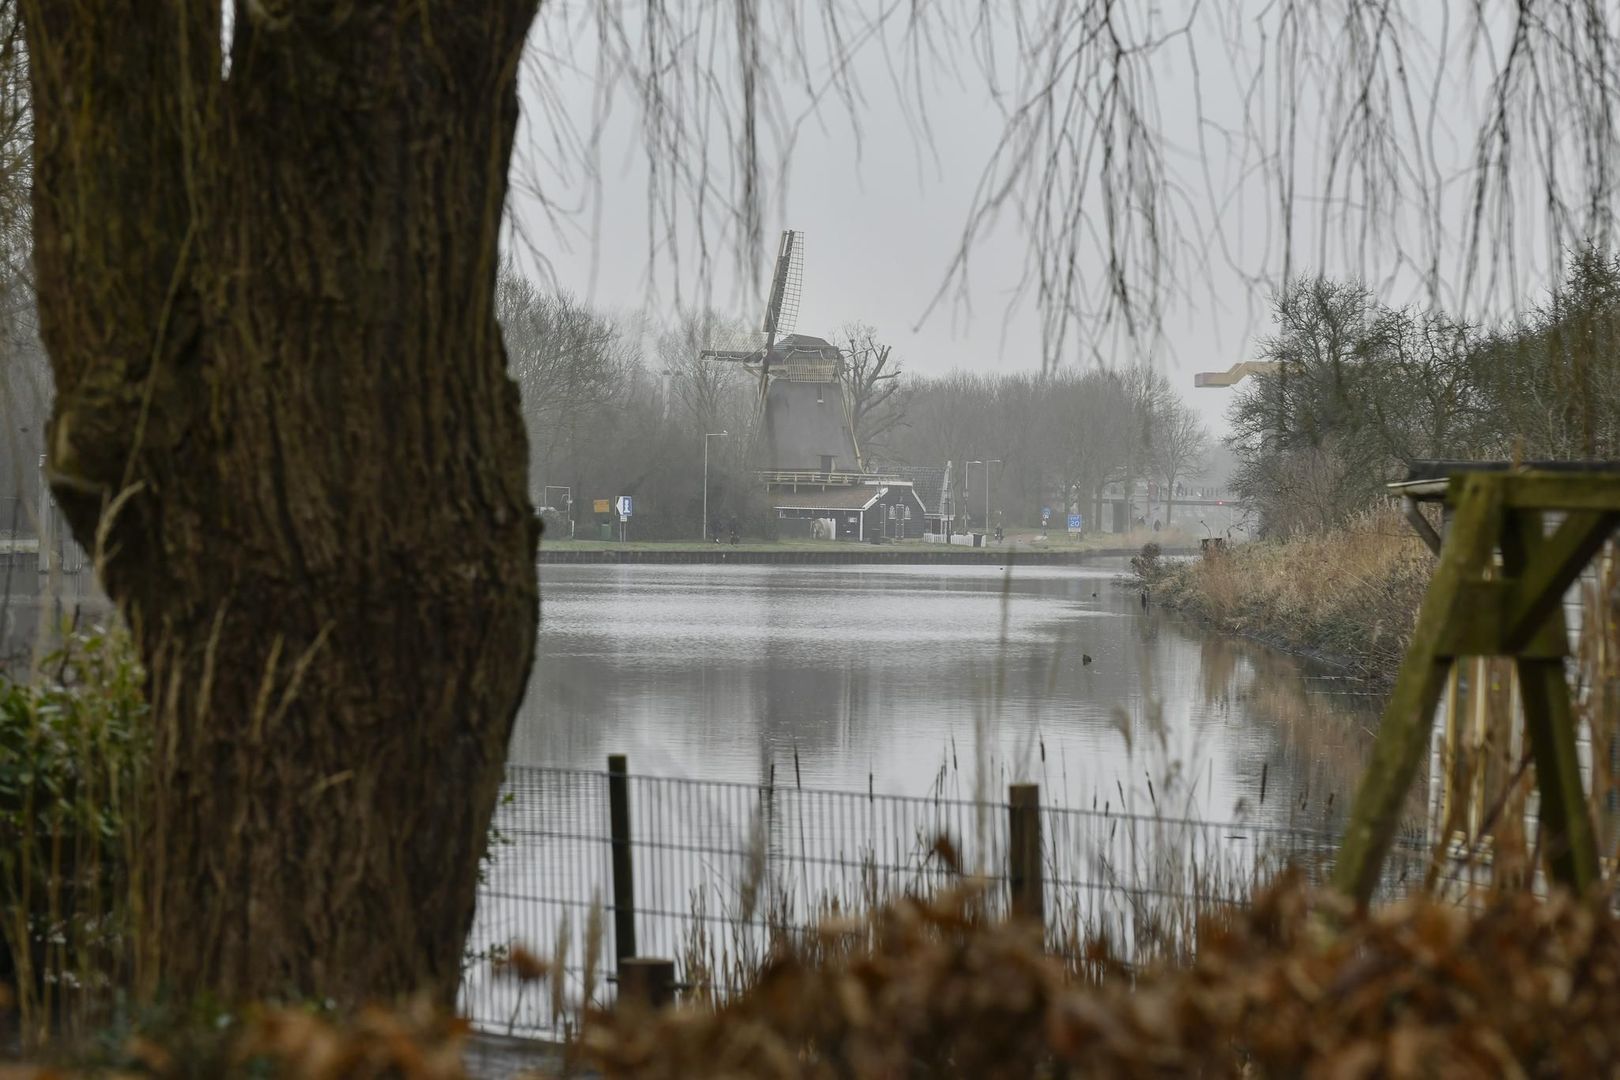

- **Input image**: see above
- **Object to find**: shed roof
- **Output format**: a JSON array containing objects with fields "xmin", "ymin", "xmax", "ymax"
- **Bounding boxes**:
[
  {"xmin": 879, "ymin": 467, "xmax": 946, "ymax": 513},
  {"xmin": 769, "ymin": 486, "xmax": 883, "ymax": 512}
]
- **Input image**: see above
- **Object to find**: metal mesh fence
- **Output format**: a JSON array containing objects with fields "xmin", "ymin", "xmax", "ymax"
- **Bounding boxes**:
[{"xmin": 460, "ymin": 763, "xmax": 1429, "ymax": 1039}]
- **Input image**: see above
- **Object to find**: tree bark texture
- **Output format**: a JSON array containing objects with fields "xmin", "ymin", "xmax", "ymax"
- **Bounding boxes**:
[{"xmin": 23, "ymin": 2, "xmax": 541, "ymax": 1004}]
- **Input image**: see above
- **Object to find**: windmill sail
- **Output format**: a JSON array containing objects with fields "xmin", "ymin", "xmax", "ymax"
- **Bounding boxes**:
[
  {"xmin": 762, "ymin": 230, "xmax": 803, "ymax": 346},
  {"xmin": 750, "ymin": 230, "xmax": 802, "ymax": 436}
]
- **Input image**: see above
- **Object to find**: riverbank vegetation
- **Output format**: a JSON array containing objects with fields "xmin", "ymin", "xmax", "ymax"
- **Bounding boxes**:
[
  {"xmin": 1231, "ymin": 248, "xmax": 1620, "ymax": 535},
  {"xmin": 1161, "ymin": 246, "xmax": 1620, "ymax": 679},
  {"xmin": 1156, "ymin": 510, "xmax": 1431, "ymax": 685}
]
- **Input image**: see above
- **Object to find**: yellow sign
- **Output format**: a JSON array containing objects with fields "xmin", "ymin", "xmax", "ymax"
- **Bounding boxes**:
[{"xmin": 593, "ymin": 499, "xmax": 611, "ymax": 514}]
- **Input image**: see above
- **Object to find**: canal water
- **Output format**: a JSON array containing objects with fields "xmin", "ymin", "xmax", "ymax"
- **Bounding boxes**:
[
  {"xmin": 465, "ymin": 559, "xmax": 1422, "ymax": 1033},
  {"xmin": 509, "ymin": 559, "xmax": 1398, "ymax": 833},
  {"xmin": 1, "ymin": 556, "xmax": 1425, "ymax": 1033},
  {"xmin": 0, "ymin": 557, "xmax": 1403, "ymax": 832}
]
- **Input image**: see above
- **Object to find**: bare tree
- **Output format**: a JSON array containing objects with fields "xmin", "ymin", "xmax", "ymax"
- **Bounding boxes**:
[
  {"xmin": 1111, "ymin": 366, "xmax": 1176, "ymax": 525},
  {"xmin": 499, "ymin": 267, "xmax": 635, "ymax": 517},
  {"xmin": 1152, "ymin": 400, "xmax": 1210, "ymax": 525},
  {"xmin": 1472, "ymin": 247, "xmax": 1620, "ymax": 461},
  {"xmin": 1044, "ymin": 370, "xmax": 1131, "ymax": 528},
  {"xmin": 658, "ymin": 312, "xmax": 758, "ymax": 438},
  {"xmin": 835, "ymin": 322, "xmax": 907, "ymax": 469},
  {"xmin": 0, "ymin": 3, "xmax": 37, "ymax": 536}
]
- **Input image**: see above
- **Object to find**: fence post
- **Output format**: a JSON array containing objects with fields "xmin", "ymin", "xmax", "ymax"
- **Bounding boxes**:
[
  {"xmin": 1008, "ymin": 783, "xmax": 1044, "ymax": 925},
  {"xmin": 608, "ymin": 754, "xmax": 636, "ymax": 969},
  {"xmin": 618, "ymin": 957, "xmax": 675, "ymax": 1010},
  {"xmin": 36, "ymin": 454, "xmax": 50, "ymax": 576}
]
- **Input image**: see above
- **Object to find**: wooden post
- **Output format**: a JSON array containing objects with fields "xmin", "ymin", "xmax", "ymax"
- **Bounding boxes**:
[
  {"xmin": 618, "ymin": 957, "xmax": 675, "ymax": 1010},
  {"xmin": 1503, "ymin": 509, "xmax": 1600, "ymax": 891},
  {"xmin": 1008, "ymin": 783, "xmax": 1043, "ymax": 925},
  {"xmin": 36, "ymin": 454, "xmax": 49, "ymax": 575},
  {"xmin": 1334, "ymin": 475, "xmax": 1503, "ymax": 904},
  {"xmin": 1338, "ymin": 474, "xmax": 1619, "ymax": 904},
  {"xmin": 607, "ymin": 754, "xmax": 636, "ymax": 968}
]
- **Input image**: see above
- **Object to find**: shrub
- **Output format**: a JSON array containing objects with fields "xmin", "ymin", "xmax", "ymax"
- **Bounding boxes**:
[
  {"xmin": 0, "ymin": 626, "xmax": 147, "ymax": 1047},
  {"xmin": 1130, "ymin": 542, "xmax": 1164, "ymax": 582}
]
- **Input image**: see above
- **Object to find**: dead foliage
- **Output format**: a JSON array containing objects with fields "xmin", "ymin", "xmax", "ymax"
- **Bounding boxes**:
[
  {"xmin": 580, "ymin": 872, "xmax": 1620, "ymax": 1078},
  {"xmin": 2, "ymin": 995, "xmax": 473, "ymax": 1080}
]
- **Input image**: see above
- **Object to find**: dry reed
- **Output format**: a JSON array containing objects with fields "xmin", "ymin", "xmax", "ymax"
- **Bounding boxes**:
[{"xmin": 1156, "ymin": 507, "xmax": 1430, "ymax": 685}]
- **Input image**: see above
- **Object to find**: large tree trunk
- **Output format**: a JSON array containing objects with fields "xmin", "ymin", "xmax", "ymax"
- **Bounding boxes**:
[{"xmin": 24, "ymin": 3, "xmax": 540, "ymax": 1004}]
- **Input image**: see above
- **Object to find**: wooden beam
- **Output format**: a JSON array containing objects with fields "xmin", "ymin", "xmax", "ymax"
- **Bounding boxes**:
[
  {"xmin": 1436, "ymin": 581, "xmax": 1568, "ymax": 659},
  {"xmin": 1500, "ymin": 510, "xmax": 1619, "ymax": 651},
  {"xmin": 1499, "ymin": 473, "xmax": 1620, "ymax": 512},
  {"xmin": 1518, "ymin": 657, "xmax": 1601, "ymax": 891},
  {"xmin": 1333, "ymin": 474, "xmax": 1503, "ymax": 905},
  {"xmin": 1499, "ymin": 508, "xmax": 1601, "ymax": 892}
]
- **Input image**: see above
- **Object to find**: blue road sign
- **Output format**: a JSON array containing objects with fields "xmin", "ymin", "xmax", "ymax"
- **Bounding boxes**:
[
  {"xmin": 1067, "ymin": 513, "xmax": 1082, "ymax": 532},
  {"xmin": 616, "ymin": 495, "xmax": 633, "ymax": 520}
]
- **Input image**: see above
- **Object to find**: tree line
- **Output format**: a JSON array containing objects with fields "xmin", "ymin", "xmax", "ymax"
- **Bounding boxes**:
[
  {"xmin": 498, "ymin": 265, "xmax": 1215, "ymax": 540},
  {"xmin": 1230, "ymin": 246, "xmax": 1620, "ymax": 535}
]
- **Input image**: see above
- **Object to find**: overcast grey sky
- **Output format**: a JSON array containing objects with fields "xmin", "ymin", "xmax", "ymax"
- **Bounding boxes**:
[{"xmin": 504, "ymin": 2, "xmax": 1596, "ymax": 437}]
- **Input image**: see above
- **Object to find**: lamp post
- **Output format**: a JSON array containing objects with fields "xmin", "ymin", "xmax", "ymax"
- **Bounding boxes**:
[
  {"xmin": 967, "ymin": 459, "xmax": 1001, "ymax": 537},
  {"xmin": 703, "ymin": 431, "xmax": 729, "ymax": 541}
]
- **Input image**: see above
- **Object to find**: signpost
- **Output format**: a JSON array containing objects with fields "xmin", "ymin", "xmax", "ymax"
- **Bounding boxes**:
[
  {"xmin": 616, "ymin": 495, "xmax": 633, "ymax": 542},
  {"xmin": 1067, "ymin": 513, "xmax": 1082, "ymax": 534}
]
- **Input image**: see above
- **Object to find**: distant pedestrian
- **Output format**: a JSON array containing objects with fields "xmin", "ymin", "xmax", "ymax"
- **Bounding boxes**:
[{"xmin": 1153, "ymin": 518, "xmax": 1161, "ymax": 532}]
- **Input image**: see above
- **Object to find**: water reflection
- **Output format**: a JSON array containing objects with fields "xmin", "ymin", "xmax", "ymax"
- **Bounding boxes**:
[
  {"xmin": 0, "ymin": 559, "xmax": 1419, "ymax": 832},
  {"xmin": 510, "ymin": 562, "xmax": 1409, "ymax": 831}
]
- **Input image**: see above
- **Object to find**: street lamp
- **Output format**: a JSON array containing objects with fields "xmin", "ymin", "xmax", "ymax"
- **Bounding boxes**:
[
  {"xmin": 967, "ymin": 459, "xmax": 1002, "ymax": 537},
  {"xmin": 703, "ymin": 431, "xmax": 729, "ymax": 542}
]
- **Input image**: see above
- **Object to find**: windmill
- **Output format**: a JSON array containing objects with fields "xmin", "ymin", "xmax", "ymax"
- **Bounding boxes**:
[{"xmin": 700, "ymin": 230, "xmax": 853, "ymax": 475}]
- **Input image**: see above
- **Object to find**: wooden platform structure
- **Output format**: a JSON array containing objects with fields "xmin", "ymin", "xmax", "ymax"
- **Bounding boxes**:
[{"xmin": 1335, "ymin": 463, "xmax": 1620, "ymax": 904}]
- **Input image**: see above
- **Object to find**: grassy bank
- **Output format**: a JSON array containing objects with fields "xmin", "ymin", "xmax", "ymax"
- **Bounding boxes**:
[
  {"xmin": 538, "ymin": 527, "xmax": 1193, "ymax": 555},
  {"xmin": 1155, "ymin": 509, "xmax": 1431, "ymax": 687}
]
